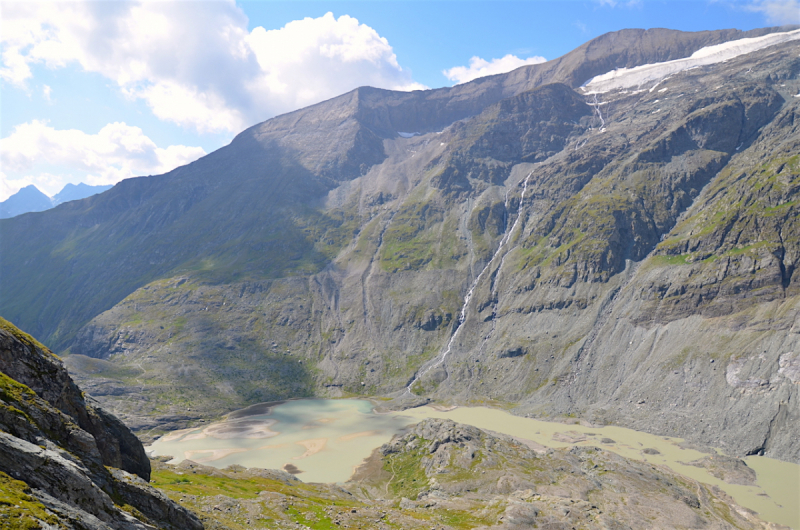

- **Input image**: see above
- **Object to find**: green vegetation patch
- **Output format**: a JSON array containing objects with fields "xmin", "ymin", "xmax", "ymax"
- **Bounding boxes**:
[
  {"xmin": 383, "ymin": 444, "xmax": 430, "ymax": 499},
  {"xmin": 0, "ymin": 318, "xmax": 52, "ymax": 358},
  {"xmin": 151, "ymin": 469, "xmax": 277, "ymax": 499},
  {"xmin": 0, "ymin": 372, "xmax": 37, "ymax": 410},
  {"xmin": 380, "ymin": 197, "xmax": 445, "ymax": 272},
  {"xmin": 151, "ymin": 465, "xmax": 363, "ymax": 530},
  {"xmin": 655, "ymin": 153, "xmax": 800, "ymax": 266},
  {"xmin": 285, "ymin": 505, "xmax": 337, "ymax": 530},
  {"xmin": 0, "ymin": 471, "xmax": 60, "ymax": 530},
  {"xmin": 295, "ymin": 197, "xmax": 363, "ymax": 262}
]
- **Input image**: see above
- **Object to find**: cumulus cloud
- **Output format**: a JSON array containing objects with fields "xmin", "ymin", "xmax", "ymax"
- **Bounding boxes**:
[
  {"xmin": 246, "ymin": 13, "xmax": 426, "ymax": 111},
  {"xmin": 0, "ymin": 172, "xmax": 29, "ymax": 203},
  {"xmin": 1, "ymin": 2, "xmax": 425, "ymax": 134},
  {"xmin": 443, "ymin": 54, "xmax": 547, "ymax": 85},
  {"xmin": 0, "ymin": 121, "xmax": 206, "ymax": 200},
  {"xmin": 747, "ymin": 0, "xmax": 800, "ymax": 24}
]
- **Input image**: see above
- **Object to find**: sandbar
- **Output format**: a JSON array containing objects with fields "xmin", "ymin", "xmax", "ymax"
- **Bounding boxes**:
[
  {"xmin": 293, "ymin": 438, "xmax": 327, "ymax": 459},
  {"xmin": 552, "ymin": 430, "xmax": 588, "ymax": 443},
  {"xmin": 183, "ymin": 447, "xmax": 248, "ymax": 463},
  {"xmin": 226, "ymin": 401, "xmax": 286, "ymax": 420},
  {"xmin": 161, "ymin": 427, "xmax": 200, "ymax": 443},
  {"xmin": 181, "ymin": 431, "xmax": 208, "ymax": 441},
  {"xmin": 203, "ymin": 418, "xmax": 279, "ymax": 439}
]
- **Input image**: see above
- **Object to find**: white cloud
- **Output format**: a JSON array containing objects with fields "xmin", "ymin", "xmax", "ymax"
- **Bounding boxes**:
[
  {"xmin": 0, "ymin": 172, "xmax": 32, "ymax": 202},
  {"xmin": 443, "ymin": 54, "xmax": 547, "ymax": 85},
  {"xmin": 595, "ymin": 0, "xmax": 642, "ymax": 7},
  {"xmin": 1, "ymin": 3, "xmax": 425, "ymax": 134},
  {"xmin": 245, "ymin": 13, "xmax": 426, "ymax": 112},
  {"xmin": 42, "ymin": 84, "xmax": 52, "ymax": 102},
  {"xmin": 748, "ymin": 0, "xmax": 800, "ymax": 24},
  {"xmin": 127, "ymin": 81, "xmax": 246, "ymax": 135},
  {"xmin": 0, "ymin": 121, "xmax": 206, "ymax": 200}
]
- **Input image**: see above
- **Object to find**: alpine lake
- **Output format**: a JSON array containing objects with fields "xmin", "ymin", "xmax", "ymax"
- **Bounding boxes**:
[{"xmin": 147, "ymin": 399, "xmax": 800, "ymax": 529}]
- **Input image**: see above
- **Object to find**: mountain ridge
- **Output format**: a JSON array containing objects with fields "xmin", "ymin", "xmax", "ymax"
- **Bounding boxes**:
[
  {"xmin": 1, "ymin": 26, "xmax": 798, "ymax": 464},
  {"xmin": 0, "ymin": 183, "xmax": 112, "ymax": 219}
]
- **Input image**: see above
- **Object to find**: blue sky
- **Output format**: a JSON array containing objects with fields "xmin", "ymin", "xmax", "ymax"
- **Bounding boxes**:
[{"xmin": 1, "ymin": 0, "xmax": 798, "ymax": 200}]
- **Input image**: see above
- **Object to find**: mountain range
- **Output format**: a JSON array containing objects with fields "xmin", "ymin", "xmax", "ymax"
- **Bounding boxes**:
[
  {"xmin": 1, "ymin": 24, "xmax": 798, "ymax": 471},
  {"xmin": 0, "ymin": 183, "xmax": 113, "ymax": 219},
  {"xmin": 1, "ymin": 316, "xmax": 779, "ymax": 528}
]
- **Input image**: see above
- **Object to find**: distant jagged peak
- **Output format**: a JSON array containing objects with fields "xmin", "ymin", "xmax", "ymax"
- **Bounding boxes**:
[
  {"xmin": 0, "ymin": 184, "xmax": 51, "ymax": 219},
  {"xmin": 3, "ymin": 183, "xmax": 49, "ymax": 200},
  {"xmin": 52, "ymin": 182, "xmax": 112, "ymax": 206},
  {"xmin": 0, "ymin": 182, "xmax": 113, "ymax": 219}
]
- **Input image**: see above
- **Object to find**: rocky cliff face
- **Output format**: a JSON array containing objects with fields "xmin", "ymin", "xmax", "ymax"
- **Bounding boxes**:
[
  {"xmin": 1, "ymin": 27, "xmax": 799, "ymax": 464},
  {"xmin": 0, "ymin": 317, "xmax": 203, "ymax": 529}
]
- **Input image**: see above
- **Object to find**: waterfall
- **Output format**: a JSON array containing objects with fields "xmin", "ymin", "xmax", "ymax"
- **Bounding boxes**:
[{"xmin": 405, "ymin": 172, "xmax": 534, "ymax": 394}]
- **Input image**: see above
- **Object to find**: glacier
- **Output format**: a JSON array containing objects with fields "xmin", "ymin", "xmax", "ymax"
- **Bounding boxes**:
[{"xmin": 582, "ymin": 28, "xmax": 800, "ymax": 94}]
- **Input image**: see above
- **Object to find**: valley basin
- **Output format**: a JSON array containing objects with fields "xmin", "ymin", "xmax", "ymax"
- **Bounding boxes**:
[{"xmin": 147, "ymin": 399, "xmax": 799, "ymax": 528}]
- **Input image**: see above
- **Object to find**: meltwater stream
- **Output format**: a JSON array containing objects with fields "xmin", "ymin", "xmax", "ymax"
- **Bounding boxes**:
[{"xmin": 405, "ymin": 172, "xmax": 534, "ymax": 393}]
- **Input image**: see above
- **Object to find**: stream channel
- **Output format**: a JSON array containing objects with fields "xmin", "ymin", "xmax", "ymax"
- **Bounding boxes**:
[{"xmin": 147, "ymin": 398, "xmax": 799, "ymax": 529}]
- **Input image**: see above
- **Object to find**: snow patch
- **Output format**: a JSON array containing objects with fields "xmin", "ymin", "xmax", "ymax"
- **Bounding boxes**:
[
  {"xmin": 398, "ymin": 132, "xmax": 419, "ymax": 138},
  {"xmin": 583, "ymin": 29, "xmax": 800, "ymax": 94}
]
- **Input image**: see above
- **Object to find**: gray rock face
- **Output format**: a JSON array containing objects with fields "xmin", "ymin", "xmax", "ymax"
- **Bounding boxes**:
[
  {"xmin": 1, "ymin": 27, "xmax": 799, "ymax": 465},
  {"xmin": 358, "ymin": 419, "xmax": 776, "ymax": 529},
  {"xmin": 0, "ymin": 318, "xmax": 150, "ymax": 480},
  {"xmin": 686, "ymin": 455, "xmax": 758, "ymax": 485},
  {"xmin": 0, "ymin": 318, "xmax": 203, "ymax": 529}
]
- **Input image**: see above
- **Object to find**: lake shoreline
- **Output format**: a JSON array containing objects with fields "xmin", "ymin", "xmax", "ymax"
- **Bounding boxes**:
[{"xmin": 146, "ymin": 398, "xmax": 799, "ymax": 529}]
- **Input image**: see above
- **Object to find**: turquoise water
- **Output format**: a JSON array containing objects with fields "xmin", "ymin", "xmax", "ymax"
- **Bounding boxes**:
[{"xmin": 147, "ymin": 399, "xmax": 416, "ymax": 483}]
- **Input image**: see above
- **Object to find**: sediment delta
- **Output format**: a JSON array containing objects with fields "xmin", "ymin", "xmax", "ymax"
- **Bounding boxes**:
[
  {"xmin": 148, "ymin": 399, "xmax": 800, "ymax": 529},
  {"xmin": 148, "ymin": 399, "xmax": 418, "ymax": 483}
]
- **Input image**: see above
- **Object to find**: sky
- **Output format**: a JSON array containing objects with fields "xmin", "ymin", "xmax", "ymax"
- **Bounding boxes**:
[{"xmin": 1, "ymin": 0, "xmax": 798, "ymax": 201}]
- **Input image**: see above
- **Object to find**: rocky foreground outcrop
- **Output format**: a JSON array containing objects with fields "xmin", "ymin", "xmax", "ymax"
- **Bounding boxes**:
[
  {"xmin": 0, "ymin": 317, "xmax": 203, "ymax": 529},
  {"xmin": 132, "ymin": 418, "xmax": 784, "ymax": 530},
  {"xmin": 351, "ymin": 419, "xmax": 784, "ymax": 529}
]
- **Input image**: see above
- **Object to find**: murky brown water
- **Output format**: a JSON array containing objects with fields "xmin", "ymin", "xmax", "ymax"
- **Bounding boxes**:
[
  {"xmin": 399, "ymin": 406, "xmax": 799, "ymax": 529},
  {"xmin": 147, "ymin": 400, "xmax": 799, "ymax": 528},
  {"xmin": 148, "ymin": 399, "xmax": 417, "ymax": 482}
]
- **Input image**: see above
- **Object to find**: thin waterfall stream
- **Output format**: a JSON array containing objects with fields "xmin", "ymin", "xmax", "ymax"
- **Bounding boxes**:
[{"xmin": 405, "ymin": 172, "xmax": 534, "ymax": 394}]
